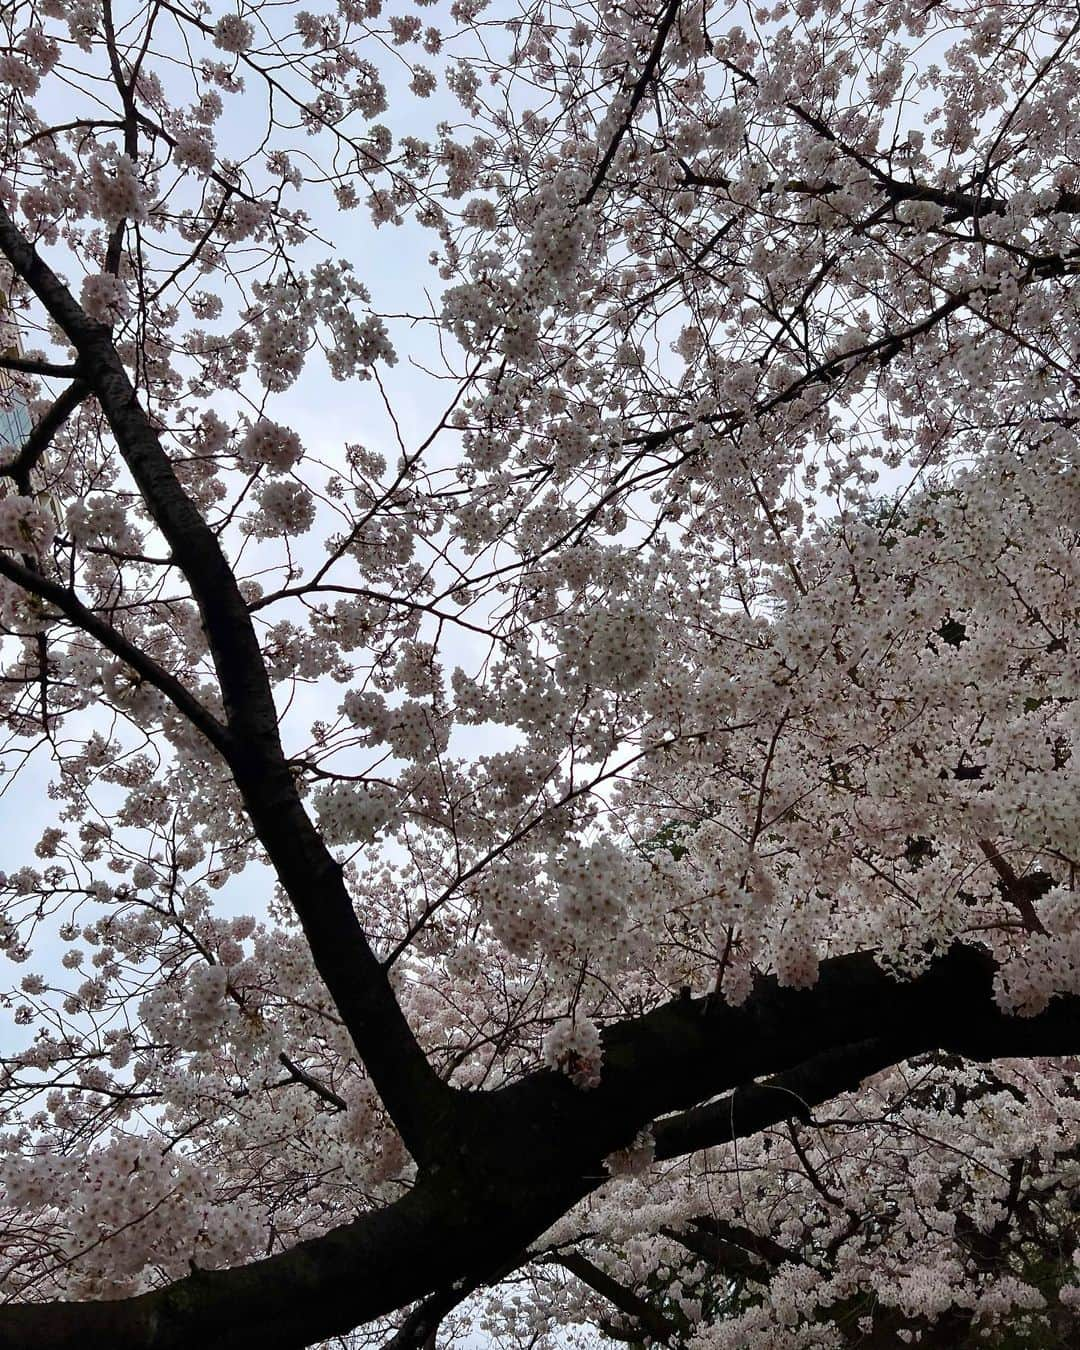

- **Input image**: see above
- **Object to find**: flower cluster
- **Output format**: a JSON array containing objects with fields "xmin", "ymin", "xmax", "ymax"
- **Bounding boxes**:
[
  {"xmin": 313, "ymin": 780, "xmax": 394, "ymax": 845},
  {"xmin": 542, "ymin": 1016, "xmax": 604, "ymax": 1089},
  {"xmin": 237, "ymin": 419, "xmax": 303, "ymax": 473},
  {"xmin": 0, "ymin": 496, "xmax": 55, "ymax": 555},
  {"xmin": 80, "ymin": 272, "xmax": 130, "ymax": 325},
  {"xmin": 213, "ymin": 15, "xmax": 254, "ymax": 53},
  {"xmin": 87, "ymin": 150, "xmax": 148, "ymax": 228},
  {"xmin": 248, "ymin": 480, "xmax": 316, "ymax": 537}
]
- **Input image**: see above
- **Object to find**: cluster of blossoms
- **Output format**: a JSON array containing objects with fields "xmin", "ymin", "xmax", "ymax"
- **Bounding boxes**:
[
  {"xmin": 86, "ymin": 150, "xmax": 148, "ymax": 229},
  {"xmin": 248, "ymin": 480, "xmax": 316, "ymax": 537},
  {"xmin": 341, "ymin": 688, "xmax": 392, "ymax": 738},
  {"xmin": 236, "ymin": 419, "xmax": 303, "ymax": 473},
  {"xmin": 171, "ymin": 129, "xmax": 216, "ymax": 177},
  {"xmin": 313, "ymin": 781, "xmax": 394, "ymax": 845},
  {"xmin": 550, "ymin": 839, "xmax": 648, "ymax": 963},
  {"xmin": 237, "ymin": 267, "xmax": 397, "ymax": 390},
  {"xmin": 770, "ymin": 906, "xmax": 821, "ymax": 991},
  {"xmin": 0, "ymin": 1135, "xmax": 262, "ymax": 1289},
  {"xmin": 553, "ymin": 1051, "xmax": 1080, "ymax": 1349},
  {"xmin": 541, "ymin": 1016, "xmax": 604, "ymax": 1090},
  {"xmin": 384, "ymin": 700, "xmax": 448, "ymax": 759},
  {"xmin": 553, "ymin": 604, "xmax": 660, "ymax": 692},
  {"xmin": 0, "ymin": 496, "xmax": 55, "ymax": 555},
  {"xmin": 213, "ymin": 15, "xmax": 254, "ymax": 54},
  {"xmin": 995, "ymin": 887, "xmax": 1080, "ymax": 1015},
  {"xmin": 79, "ymin": 273, "xmax": 130, "ymax": 326},
  {"xmin": 65, "ymin": 496, "xmax": 142, "ymax": 551}
]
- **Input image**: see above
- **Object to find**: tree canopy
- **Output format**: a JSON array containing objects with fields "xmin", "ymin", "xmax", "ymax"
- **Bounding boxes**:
[{"xmin": 0, "ymin": 0, "xmax": 1077, "ymax": 1346}]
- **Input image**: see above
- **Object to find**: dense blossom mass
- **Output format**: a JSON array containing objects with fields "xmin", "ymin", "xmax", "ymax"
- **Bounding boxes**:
[{"xmin": 0, "ymin": 0, "xmax": 1077, "ymax": 1347}]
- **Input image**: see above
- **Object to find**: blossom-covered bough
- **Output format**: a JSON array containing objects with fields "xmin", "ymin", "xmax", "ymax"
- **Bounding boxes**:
[{"xmin": 0, "ymin": 0, "xmax": 1077, "ymax": 1346}]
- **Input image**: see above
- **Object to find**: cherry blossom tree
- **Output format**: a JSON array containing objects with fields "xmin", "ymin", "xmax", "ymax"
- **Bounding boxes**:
[{"xmin": 0, "ymin": 0, "xmax": 1077, "ymax": 1345}]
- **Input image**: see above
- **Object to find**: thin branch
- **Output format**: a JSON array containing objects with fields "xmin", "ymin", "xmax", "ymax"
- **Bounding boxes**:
[
  {"xmin": 978, "ymin": 839, "xmax": 1049, "ymax": 934},
  {"xmin": 277, "ymin": 1054, "xmax": 347, "ymax": 1112},
  {"xmin": 582, "ymin": 0, "xmax": 683, "ymax": 207},
  {"xmin": 551, "ymin": 1252, "xmax": 678, "ymax": 1344}
]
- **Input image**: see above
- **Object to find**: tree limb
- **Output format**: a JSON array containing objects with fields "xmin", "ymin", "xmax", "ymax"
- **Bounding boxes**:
[
  {"xmin": 651, "ymin": 1037, "xmax": 900, "ymax": 1160},
  {"xmin": 0, "ymin": 549, "xmax": 231, "ymax": 753},
  {"xmin": 582, "ymin": 0, "xmax": 683, "ymax": 207},
  {"xmin": 1, "ymin": 378, "xmax": 91, "ymax": 488},
  {"xmin": 0, "ymin": 201, "xmax": 452, "ymax": 1164},
  {"xmin": 0, "ymin": 946, "xmax": 1076, "ymax": 1348},
  {"xmin": 659, "ymin": 1223, "xmax": 773, "ymax": 1284},
  {"xmin": 0, "ymin": 353, "xmax": 81, "ymax": 378},
  {"xmin": 552, "ymin": 1252, "xmax": 678, "ymax": 1345},
  {"xmin": 382, "ymin": 1284, "xmax": 472, "ymax": 1350}
]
